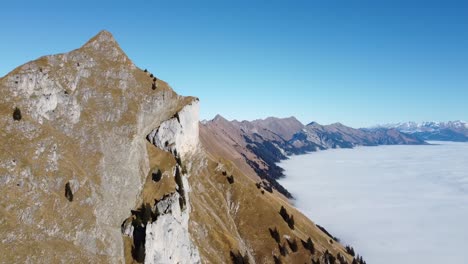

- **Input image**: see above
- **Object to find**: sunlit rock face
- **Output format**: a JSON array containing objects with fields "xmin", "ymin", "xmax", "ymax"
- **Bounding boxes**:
[
  {"xmin": 0, "ymin": 30, "xmax": 200, "ymax": 263},
  {"xmin": 144, "ymin": 178, "xmax": 201, "ymax": 264},
  {"xmin": 147, "ymin": 100, "xmax": 200, "ymax": 158}
]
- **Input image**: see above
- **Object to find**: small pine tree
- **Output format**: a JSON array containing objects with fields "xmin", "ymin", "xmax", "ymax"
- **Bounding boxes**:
[
  {"xmin": 152, "ymin": 169, "xmax": 162, "ymax": 182},
  {"xmin": 269, "ymin": 227, "xmax": 280, "ymax": 243},
  {"xmin": 337, "ymin": 253, "xmax": 346, "ymax": 264},
  {"xmin": 345, "ymin": 245, "xmax": 355, "ymax": 257},
  {"xmin": 286, "ymin": 238, "xmax": 298, "ymax": 252},
  {"xmin": 141, "ymin": 203, "xmax": 153, "ymax": 224},
  {"xmin": 230, "ymin": 250, "xmax": 249, "ymax": 264},
  {"xmin": 13, "ymin": 107, "xmax": 22, "ymax": 121},
  {"xmin": 279, "ymin": 206, "xmax": 289, "ymax": 222},
  {"xmin": 227, "ymin": 175, "xmax": 234, "ymax": 184},
  {"xmin": 301, "ymin": 237, "xmax": 315, "ymax": 255},
  {"xmin": 273, "ymin": 255, "xmax": 282, "ymax": 264},
  {"xmin": 287, "ymin": 215, "xmax": 295, "ymax": 229},
  {"xmin": 323, "ymin": 250, "xmax": 336, "ymax": 264},
  {"xmin": 278, "ymin": 243, "xmax": 288, "ymax": 256},
  {"xmin": 65, "ymin": 182, "xmax": 73, "ymax": 202}
]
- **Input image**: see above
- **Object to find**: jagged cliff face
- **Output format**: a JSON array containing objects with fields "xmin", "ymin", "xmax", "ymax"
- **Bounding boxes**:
[
  {"xmin": 0, "ymin": 31, "xmax": 357, "ymax": 264},
  {"xmin": 0, "ymin": 30, "xmax": 199, "ymax": 263}
]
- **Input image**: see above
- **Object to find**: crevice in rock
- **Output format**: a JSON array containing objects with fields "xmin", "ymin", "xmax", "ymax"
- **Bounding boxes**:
[{"xmin": 174, "ymin": 165, "xmax": 186, "ymax": 211}]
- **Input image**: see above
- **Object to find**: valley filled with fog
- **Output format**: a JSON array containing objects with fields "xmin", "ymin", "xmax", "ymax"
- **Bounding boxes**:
[{"xmin": 278, "ymin": 141, "xmax": 468, "ymax": 264}]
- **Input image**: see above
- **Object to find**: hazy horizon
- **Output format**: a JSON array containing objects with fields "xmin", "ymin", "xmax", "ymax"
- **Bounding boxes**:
[
  {"xmin": 204, "ymin": 114, "xmax": 467, "ymax": 129},
  {"xmin": 279, "ymin": 141, "xmax": 468, "ymax": 264}
]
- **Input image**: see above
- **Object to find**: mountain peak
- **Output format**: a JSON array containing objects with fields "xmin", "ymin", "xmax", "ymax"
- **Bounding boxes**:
[
  {"xmin": 330, "ymin": 122, "xmax": 345, "ymax": 127},
  {"xmin": 81, "ymin": 30, "xmax": 131, "ymax": 64},
  {"xmin": 211, "ymin": 114, "xmax": 229, "ymax": 123},
  {"xmin": 83, "ymin": 30, "xmax": 117, "ymax": 47},
  {"xmin": 307, "ymin": 121, "xmax": 321, "ymax": 126}
]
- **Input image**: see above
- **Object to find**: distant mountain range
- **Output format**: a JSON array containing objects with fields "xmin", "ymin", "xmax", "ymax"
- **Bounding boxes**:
[
  {"xmin": 375, "ymin": 121, "xmax": 468, "ymax": 142},
  {"xmin": 201, "ymin": 116, "xmax": 424, "ymax": 198}
]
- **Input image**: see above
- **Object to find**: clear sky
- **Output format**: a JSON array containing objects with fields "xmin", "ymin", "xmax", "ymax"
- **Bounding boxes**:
[{"xmin": 1, "ymin": 0, "xmax": 467, "ymax": 127}]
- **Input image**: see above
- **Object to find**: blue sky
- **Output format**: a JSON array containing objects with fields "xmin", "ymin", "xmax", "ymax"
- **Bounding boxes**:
[{"xmin": 1, "ymin": 0, "xmax": 467, "ymax": 127}]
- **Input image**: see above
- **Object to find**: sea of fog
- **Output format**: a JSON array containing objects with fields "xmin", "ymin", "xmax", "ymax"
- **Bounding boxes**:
[{"xmin": 278, "ymin": 141, "xmax": 468, "ymax": 264}]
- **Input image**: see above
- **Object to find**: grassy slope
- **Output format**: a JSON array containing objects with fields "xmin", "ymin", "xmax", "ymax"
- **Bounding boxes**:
[{"xmin": 190, "ymin": 141, "xmax": 354, "ymax": 263}]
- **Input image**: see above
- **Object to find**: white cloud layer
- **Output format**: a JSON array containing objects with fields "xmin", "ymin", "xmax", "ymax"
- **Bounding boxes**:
[{"xmin": 278, "ymin": 141, "xmax": 468, "ymax": 264}]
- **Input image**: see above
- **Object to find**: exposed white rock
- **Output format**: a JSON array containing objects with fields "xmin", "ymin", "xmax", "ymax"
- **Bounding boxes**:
[
  {"xmin": 0, "ymin": 30, "xmax": 204, "ymax": 263},
  {"xmin": 145, "ymin": 175, "xmax": 201, "ymax": 264},
  {"xmin": 147, "ymin": 101, "xmax": 200, "ymax": 158}
]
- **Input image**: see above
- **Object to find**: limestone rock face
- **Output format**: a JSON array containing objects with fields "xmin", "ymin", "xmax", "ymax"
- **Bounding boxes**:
[
  {"xmin": 0, "ymin": 30, "xmax": 198, "ymax": 263},
  {"xmin": 147, "ymin": 101, "xmax": 200, "ymax": 158},
  {"xmin": 144, "ymin": 184, "xmax": 201, "ymax": 264}
]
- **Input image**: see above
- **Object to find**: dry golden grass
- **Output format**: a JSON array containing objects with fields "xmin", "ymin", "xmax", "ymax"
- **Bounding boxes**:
[{"xmin": 188, "ymin": 144, "xmax": 355, "ymax": 263}]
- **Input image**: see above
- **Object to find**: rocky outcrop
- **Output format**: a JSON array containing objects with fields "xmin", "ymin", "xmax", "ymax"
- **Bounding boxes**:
[
  {"xmin": 0, "ymin": 30, "xmax": 199, "ymax": 263},
  {"xmin": 1, "ymin": 30, "xmax": 363, "ymax": 264},
  {"xmin": 147, "ymin": 100, "xmax": 200, "ymax": 157},
  {"xmin": 144, "ymin": 185, "xmax": 201, "ymax": 264}
]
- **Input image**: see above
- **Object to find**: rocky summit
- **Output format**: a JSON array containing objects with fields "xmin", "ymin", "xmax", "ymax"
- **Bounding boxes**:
[{"xmin": 0, "ymin": 31, "xmax": 362, "ymax": 263}]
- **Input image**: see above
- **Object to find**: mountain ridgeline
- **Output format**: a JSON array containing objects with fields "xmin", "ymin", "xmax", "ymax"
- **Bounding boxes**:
[
  {"xmin": 201, "ymin": 116, "xmax": 425, "ymax": 198},
  {"xmin": 0, "ymin": 31, "xmax": 366, "ymax": 264},
  {"xmin": 376, "ymin": 121, "xmax": 468, "ymax": 142}
]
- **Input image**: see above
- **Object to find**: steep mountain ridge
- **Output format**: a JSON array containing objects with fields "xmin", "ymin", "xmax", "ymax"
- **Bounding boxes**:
[
  {"xmin": 1, "ymin": 31, "xmax": 360, "ymax": 264},
  {"xmin": 201, "ymin": 115, "xmax": 298, "ymax": 198},
  {"xmin": 292, "ymin": 122, "xmax": 425, "ymax": 150},
  {"xmin": 202, "ymin": 116, "xmax": 425, "ymax": 198},
  {"xmin": 251, "ymin": 116, "xmax": 305, "ymax": 141}
]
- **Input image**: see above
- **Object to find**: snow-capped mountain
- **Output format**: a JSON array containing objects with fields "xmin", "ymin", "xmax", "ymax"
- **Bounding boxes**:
[{"xmin": 376, "ymin": 121, "xmax": 468, "ymax": 142}]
